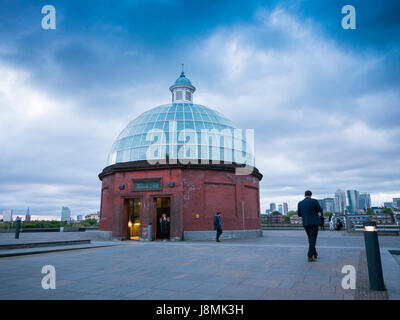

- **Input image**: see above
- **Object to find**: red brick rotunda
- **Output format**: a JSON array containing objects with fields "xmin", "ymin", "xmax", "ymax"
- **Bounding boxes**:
[{"xmin": 99, "ymin": 71, "xmax": 263, "ymax": 241}]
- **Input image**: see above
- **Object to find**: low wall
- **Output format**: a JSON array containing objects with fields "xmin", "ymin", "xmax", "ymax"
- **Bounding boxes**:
[
  {"xmin": 262, "ymin": 225, "xmax": 304, "ymax": 230},
  {"xmin": 77, "ymin": 231, "xmax": 112, "ymax": 240},
  {"xmin": 0, "ymin": 227, "xmax": 100, "ymax": 233},
  {"xmin": 0, "ymin": 231, "xmax": 112, "ymax": 243},
  {"xmin": 183, "ymin": 229, "xmax": 262, "ymax": 241}
]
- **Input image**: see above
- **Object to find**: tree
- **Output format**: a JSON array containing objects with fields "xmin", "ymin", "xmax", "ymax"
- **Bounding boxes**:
[
  {"xmin": 286, "ymin": 211, "xmax": 297, "ymax": 217},
  {"xmin": 366, "ymin": 208, "xmax": 374, "ymax": 215},
  {"xmin": 381, "ymin": 208, "xmax": 394, "ymax": 222},
  {"xmin": 284, "ymin": 216, "xmax": 291, "ymax": 224},
  {"xmin": 323, "ymin": 211, "xmax": 332, "ymax": 216},
  {"xmin": 81, "ymin": 219, "xmax": 99, "ymax": 227},
  {"xmin": 381, "ymin": 208, "xmax": 393, "ymax": 215}
]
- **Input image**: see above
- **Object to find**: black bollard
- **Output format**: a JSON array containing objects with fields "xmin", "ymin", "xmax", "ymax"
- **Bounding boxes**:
[
  {"xmin": 15, "ymin": 217, "xmax": 21, "ymax": 239},
  {"xmin": 363, "ymin": 221, "xmax": 385, "ymax": 291}
]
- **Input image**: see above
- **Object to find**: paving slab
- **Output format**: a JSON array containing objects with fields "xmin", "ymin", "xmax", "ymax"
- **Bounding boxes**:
[
  {"xmin": 382, "ymin": 250, "xmax": 400, "ymax": 299},
  {"xmin": 0, "ymin": 230, "xmax": 398, "ymax": 300}
]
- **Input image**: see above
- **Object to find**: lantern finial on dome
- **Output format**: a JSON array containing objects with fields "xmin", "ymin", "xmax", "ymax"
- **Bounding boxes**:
[{"xmin": 169, "ymin": 67, "xmax": 196, "ymax": 103}]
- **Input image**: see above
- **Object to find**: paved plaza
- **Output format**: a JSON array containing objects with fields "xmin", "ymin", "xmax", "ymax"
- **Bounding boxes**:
[{"xmin": 0, "ymin": 230, "xmax": 399, "ymax": 300}]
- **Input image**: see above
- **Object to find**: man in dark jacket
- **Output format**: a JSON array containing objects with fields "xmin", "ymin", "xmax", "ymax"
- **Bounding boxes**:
[
  {"xmin": 160, "ymin": 214, "xmax": 169, "ymax": 241},
  {"xmin": 214, "ymin": 212, "xmax": 222, "ymax": 242},
  {"xmin": 298, "ymin": 190, "xmax": 323, "ymax": 261}
]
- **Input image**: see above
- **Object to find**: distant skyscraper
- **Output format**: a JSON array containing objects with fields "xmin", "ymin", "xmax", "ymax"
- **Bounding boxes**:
[
  {"xmin": 2, "ymin": 210, "xmax": 13, "ymax": 222},
  {"xmin": 334, "ymin": 195, "xmax": 341, "ymax": 213},
  {"xmin": 283, "ymin": 203, "xmax": 288, "ymax": 215},
  {"xmin": 61, "ymin": 207, "xmax": 71, "ymax": 222},
  {"xmin": 347, "ymin": 190, "xmax": 360, "ymax": 214},
  {"xmin": 358, "ymin": 193, "xmax": 371, "ymax": 211},
  {"xmin": 270, "ymin": 203, "xmax": 276, "ymax": 211},
  {"xmin": 25, "ymin": 208, "xmax": 31, "ymax": 222},
  {"xmin": 335, "ymin": 189, "xmax": 346, "ymax": 213},
  {"xmin": 278, "ymin": 204, "xmax": 283, "ymax": 214},
  {"xmin": 384, "ymin": 202, "xmax": 394, "ymax": 210},
  {"xmin": 77, "ymin": 215, "xmax": 83, "ymax": 222},
  {"xmin": 317, "ymin": 199, "xmax": 325, "ymax": 211},
  {"xmin": 324, "ymin": 198, "xmax": 335, "ymax": 213},
  {"xmin": 393, "ymin": 198, "xmax": 400, "ymax": 209}
]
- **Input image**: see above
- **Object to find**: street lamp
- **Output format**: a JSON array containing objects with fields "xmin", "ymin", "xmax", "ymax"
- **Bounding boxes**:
[
  {"xmin": 363, "ymin": 221, "xmax": 385, "ymax": 291},
  {"xmin": 364, "ymin": 225, "xmax": 376, "ymax": 232}
]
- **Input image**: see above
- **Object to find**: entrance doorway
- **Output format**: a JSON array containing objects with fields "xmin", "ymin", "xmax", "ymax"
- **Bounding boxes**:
[
  {"xmin": 155, "ymin": 197, "xmax": 171, "ymax": 240},
  {"xmin": 127, "ymin": 199, "xmax": 141, "ymax": 240}
]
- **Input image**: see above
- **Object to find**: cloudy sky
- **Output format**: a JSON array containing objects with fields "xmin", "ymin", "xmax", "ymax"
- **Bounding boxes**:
[{"xmin": 0, "ymin": 0, "xmax": 399, "ymax": 218}]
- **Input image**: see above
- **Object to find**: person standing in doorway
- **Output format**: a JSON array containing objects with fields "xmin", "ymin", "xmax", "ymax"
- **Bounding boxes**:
[
  {"xmin": 297, "ymin": 190, "xmax": 323, "ymax": 261},
  {"xmin": 214, "ymin": 212, "xmax": 223, "ymax": 242},
  {"xmin": 160, "ymin": 213, "xmax": 169, "ymax": 242}
]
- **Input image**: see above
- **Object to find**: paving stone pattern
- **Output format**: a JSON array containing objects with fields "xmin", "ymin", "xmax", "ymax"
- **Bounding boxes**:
[{"xmin": 0, "ymin": 230, "xmax": 398, "ymax": 300}]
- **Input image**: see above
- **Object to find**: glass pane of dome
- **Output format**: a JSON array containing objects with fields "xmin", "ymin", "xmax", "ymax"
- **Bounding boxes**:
[{"xmin": 107, "ymin": 103, "xmax": 254, "ymax": 166}]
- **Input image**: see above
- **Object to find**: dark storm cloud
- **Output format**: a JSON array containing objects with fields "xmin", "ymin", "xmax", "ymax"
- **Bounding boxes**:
[{"xmin": 0, "ymin": 0, "xmax": 399, "ymax": 216}]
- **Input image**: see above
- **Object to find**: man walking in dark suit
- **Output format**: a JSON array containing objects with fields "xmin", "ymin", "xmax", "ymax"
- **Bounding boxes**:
[
  {"xmin": 214, "ymin": 212, "xmax": 223, "ymax": 242},
  {"xmin": 298, "ymin": 190, "xmax": 323, "ymax": 261}
]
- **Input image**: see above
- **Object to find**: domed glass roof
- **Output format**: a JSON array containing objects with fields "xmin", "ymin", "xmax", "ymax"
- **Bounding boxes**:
[{"xmin": 107, "ymin": 103, "xmax": 254, "ymax": 166}]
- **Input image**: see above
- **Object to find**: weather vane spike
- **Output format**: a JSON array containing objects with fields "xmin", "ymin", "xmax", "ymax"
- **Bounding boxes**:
[{"xmin": 181, "ymin": 63, "xmax": 184, "ymax": 73}]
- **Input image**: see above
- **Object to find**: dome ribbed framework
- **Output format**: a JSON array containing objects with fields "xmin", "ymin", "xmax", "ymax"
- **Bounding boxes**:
[{"xmin": 107, "ymin": 103, "xmax": 254, "ymax": 166}]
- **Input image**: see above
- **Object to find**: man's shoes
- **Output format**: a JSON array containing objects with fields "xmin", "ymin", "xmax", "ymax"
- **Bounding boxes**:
[
  {"xmin": 313, "ymin": 253, "xmax": 318, "ymax": 259},
  {"xmin": 308, "ymin": 256, "xmax": 315, "ymax": 262},
  {"xmin": 216, "ymin": 239, "xmax": 221, "ymax": 242}
]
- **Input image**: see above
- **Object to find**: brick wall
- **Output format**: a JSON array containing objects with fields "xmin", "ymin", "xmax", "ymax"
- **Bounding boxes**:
[{"xmin": 99, "ymin": 166, "xmax": 261, "ymax": 239}]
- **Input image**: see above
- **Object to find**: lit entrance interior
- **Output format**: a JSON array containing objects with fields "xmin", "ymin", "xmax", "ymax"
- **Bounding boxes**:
[
  {"xmin": 155, "ymin": 197, "xmax": 171, "ymax": 239},
  {"xmin": 127, "ymin": 199, "xmax": 141, "ymax": 240}
]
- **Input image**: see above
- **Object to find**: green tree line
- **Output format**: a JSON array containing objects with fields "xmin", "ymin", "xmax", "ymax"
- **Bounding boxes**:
[{"xmin": 0, "ymin": 219, "xmax": 99, "ymax": 229}]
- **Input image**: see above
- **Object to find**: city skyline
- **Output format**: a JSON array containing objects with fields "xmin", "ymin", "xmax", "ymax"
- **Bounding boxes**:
[
  {"xmin": 265, "ymin": 190, "xmax": 398, "ymax": 213},
  {"xmin": 0, "ymin": 1, "xmax": 399, "ymax": 217},
  {"xmin": 1, "ymin": 190, "xmax": 398, "ymax": 219}
]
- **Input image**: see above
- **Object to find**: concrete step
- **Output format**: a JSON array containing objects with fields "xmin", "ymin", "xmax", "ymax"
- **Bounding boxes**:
[
  {"xmin": 0, "ymin": 241, "xmax": 119, "ymax": 258},
  {"xmin": 0, "ymin": 239, "xmax": 91, "ymax": 250}
]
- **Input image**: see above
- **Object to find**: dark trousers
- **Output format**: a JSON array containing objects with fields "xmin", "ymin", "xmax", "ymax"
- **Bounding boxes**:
[
  {"xmin": 216, "ymin": 228, "xmax": 223, "ymax": 241},
  {"xmin": 304, "ymin": 225, "xmax": 319, "ymax": 257}
]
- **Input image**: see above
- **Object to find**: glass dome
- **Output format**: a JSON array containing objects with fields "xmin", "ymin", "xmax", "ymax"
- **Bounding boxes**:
[{"xmin": 107, "ymin": 103, "xmax": 254, "ymax": 166}]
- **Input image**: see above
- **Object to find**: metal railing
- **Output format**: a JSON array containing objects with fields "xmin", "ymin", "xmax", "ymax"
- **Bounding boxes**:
[{"xmin": 353, "ymin": 224, "xmax": 399, "ymax": 232}]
